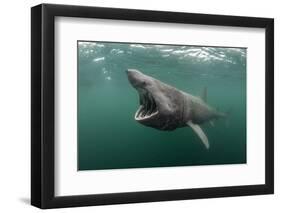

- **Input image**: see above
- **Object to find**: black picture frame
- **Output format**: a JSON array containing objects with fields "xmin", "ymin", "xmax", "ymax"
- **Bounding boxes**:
[{"xmin": 31, "ymin": 3, "xmax": 274, "ymax": 209}]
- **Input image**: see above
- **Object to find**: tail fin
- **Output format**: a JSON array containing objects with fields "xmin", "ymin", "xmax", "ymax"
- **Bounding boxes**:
[
  {"xmin": 220, "ymin": 108, "xmax": 232, "ymax": 127},
  {"xmin": 225, "ymin": 108, "xmax": 232, "ymax": 117}
]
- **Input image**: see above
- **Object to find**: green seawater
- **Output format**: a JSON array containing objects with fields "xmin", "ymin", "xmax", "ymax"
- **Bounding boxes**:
[{"xmin": 78, "ymin": 42, "xmax": 246, "ymax": 170}]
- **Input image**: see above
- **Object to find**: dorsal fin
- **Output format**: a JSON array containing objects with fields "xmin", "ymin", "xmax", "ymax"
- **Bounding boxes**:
[{"xmin": 201, "ymin": 87, "xmax": 207, "ymax": 102}]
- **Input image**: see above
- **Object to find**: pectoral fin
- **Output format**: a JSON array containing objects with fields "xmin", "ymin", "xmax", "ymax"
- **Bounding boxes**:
[{"xmin": 187, "ymin": 121, "xmax": 210, "ymax": 149}]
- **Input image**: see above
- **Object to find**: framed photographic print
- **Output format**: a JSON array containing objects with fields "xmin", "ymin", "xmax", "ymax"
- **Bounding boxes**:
[{"xmin": 31, "ymin": 3, "xmax": 274, "ymax": 209}]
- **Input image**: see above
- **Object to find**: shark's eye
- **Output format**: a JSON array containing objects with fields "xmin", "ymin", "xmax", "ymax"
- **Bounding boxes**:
[{"xmin": 141, "ymin": 81, "xmax": 147, "ymax": 86}]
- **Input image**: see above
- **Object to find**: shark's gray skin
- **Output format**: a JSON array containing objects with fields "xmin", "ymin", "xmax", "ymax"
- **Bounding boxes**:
[{"xmin": 126, "ymin": 69, "xmax": 226, "ymax": 149}]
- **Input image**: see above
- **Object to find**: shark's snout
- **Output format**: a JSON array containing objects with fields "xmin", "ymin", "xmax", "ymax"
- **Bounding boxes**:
[
  {"xmin": 126, "ymin": 69, "xmax": 146, "ymax": 88},
  {"xmin": 126, "ymin": 69, "xmax": 136, "ymax": 74},
  {"xmin": 126, "ymin": 69, "xmax": 140, "ymax": 78},
  {"xmin": 126, "ymin": 69, "xmax": 159, "ymax": 122}
]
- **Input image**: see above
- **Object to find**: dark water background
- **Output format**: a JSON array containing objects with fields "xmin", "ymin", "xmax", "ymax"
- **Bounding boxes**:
[{"xmin": 78, "ymin": 41, "xmax": 246, "ymax": 170}]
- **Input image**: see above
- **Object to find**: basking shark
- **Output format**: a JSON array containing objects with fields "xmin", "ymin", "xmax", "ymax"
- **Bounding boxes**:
[{"xmin": 126, "ymin": 69, "xmax": 226, "ymax": 149}]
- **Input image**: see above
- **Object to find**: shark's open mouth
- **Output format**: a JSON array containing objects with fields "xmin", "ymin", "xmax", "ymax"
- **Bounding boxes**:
[{"xmin": 135, "ymin": 89, "xmax": 158, "ymax": 120}]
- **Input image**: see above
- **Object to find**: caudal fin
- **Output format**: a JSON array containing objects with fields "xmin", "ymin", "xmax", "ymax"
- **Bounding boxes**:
[{"xmin": 217, "ymin": 108, "xmax": 232, "ymax": 127}]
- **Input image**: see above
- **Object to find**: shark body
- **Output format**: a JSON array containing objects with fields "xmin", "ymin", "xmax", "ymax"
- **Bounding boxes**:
[{"xmin": 126, "ymin": 69, "xmax": 226, "ymax": 149}]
